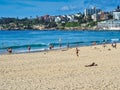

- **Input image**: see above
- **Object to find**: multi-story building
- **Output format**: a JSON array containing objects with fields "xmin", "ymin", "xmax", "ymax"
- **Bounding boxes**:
[
  {"xmin": 100, "ymin": 12, "xmax": 109, "ymax": 20},
  {"xmin": 84, "ymin": 7, "xmax": 101, "ymax": 16},
  {"xmin": 55, "ymin": 16, "xmax": 61, "ymax": 22},
  {"xmin": 97, "ymin": 6, "xmax": 120, "ymax": 30},
  {"xmin": 113, "ymin": 6, "xmax": 120, "ymax": 20},
  {"xmin": 91, "ymin": 11, "xmax": 109, "ymax": 21},
  {"xmin": 91, "ymin": 13, "xmax": 100, "ymax": 21},
  {"xmin": 97, "ymin": 20, "xmax": 120, "ymax": 30}
]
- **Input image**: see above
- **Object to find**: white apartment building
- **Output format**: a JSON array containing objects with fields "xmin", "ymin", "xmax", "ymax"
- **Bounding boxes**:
[
  {"xmin": 113, "ymin": 6, "xmax": 120, "ymax": 20},
  {"xmin": 113, "ymin": 10, "xmax": 120, "ymax": 20},
  {"xmin": 97, "ymin": 20, "xmax": 120, "ymax": 30},
  {"xmin": 91, "ymin": 14, "xmax": 100, "ymax": 21},
  {"xmin": 84, "ymin": 7, "xmax": 101, "ymax": 16}
]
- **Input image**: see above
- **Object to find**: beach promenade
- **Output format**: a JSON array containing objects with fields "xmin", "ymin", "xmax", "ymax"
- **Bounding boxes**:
[{"xmin": 0, "ymin": 44, "xmax": 120, "ymax": 90}]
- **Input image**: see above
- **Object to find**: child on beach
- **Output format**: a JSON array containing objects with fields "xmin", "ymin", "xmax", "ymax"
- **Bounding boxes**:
[{"xmin": 75, "ymin": 48, "xmax": 79, "ymax": 57}]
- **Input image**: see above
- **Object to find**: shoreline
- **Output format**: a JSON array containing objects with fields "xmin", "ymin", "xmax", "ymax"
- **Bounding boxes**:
[
  {"xmin": 0, "ymin": 43, "xmax": 103, "ymax": 55},
  {"xmin": 0, "ymin": 29, "xmax": 120, "ymax": 31},
  {"xmin": 0, "ymin": 43, "xmax": 115, "ymax": 55}
]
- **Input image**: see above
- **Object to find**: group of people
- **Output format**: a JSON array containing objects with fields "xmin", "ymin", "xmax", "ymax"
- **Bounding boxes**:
[
  {"xmin": 7, "ymin": 46, "xmax": 31, "ymax": 54},
  {"xmin": 103, "ymin": 41, "xmax": 117, "ymax": 49},
  {"xmin": 92, "ymin": 40, "xmax": 118, "ymax": 49},
  {"xmin": 6, "ymin": 40, "xmax": 117, "ymax": 55}
]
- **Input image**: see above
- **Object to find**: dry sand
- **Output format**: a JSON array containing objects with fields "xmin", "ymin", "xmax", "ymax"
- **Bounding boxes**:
[{"xmin": 0, "ymin": 44, "xmax": 120, "ymax": 90}]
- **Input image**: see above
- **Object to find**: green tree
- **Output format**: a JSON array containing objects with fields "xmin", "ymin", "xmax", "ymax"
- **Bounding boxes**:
[{"xmin": 65, "ymin": 22, "xmax": 80, "ymax": 27}]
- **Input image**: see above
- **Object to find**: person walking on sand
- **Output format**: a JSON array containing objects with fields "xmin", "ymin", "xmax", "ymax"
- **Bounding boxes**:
[
  {"xmin": 76, "ymin": 48, "xmax": 79, "ymax": 57},
  {"xmin": 28, "ymin": 46, "xmax": 31, "ymax": 53},
  {"xmin": 112, "ymin": 42, "xmax": 117, "ymax": 48}
]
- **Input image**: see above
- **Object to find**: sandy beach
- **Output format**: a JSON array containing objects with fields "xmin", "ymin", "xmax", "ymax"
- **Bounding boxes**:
[{"xmin": 0, "ymin": 44, "xmax": 120, "ymax": 90}]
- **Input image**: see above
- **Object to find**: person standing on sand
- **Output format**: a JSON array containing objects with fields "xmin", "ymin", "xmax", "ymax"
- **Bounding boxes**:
[
  {"xmin": 28, "ymin": 46, "xmax": 31, "ymax": 53},
  {"xmin": 76, "ymin": 48, "xmax": 79, "ymax": 57}
]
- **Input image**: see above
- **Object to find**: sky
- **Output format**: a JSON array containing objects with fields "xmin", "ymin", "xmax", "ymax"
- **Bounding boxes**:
[{"xmin": 0, "ymin": 0, "xmax": 120, "ymax": 18}]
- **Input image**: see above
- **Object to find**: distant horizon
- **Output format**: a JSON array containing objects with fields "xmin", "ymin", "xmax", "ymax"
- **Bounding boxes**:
[{"xmin": 0, "ymin": 0, "xmax": 120, "ymax": 18}]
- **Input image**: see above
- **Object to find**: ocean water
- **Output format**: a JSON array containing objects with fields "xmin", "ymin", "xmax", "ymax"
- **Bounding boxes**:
[{"xmin": 0, "ymin": 30, "xmax": 120, "ymax": 54}]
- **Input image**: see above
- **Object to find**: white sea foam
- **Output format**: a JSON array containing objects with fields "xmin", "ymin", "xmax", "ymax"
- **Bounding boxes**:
[{"xmin": 111, "ymin": 38, "xmax": 119, "ymax": 42}]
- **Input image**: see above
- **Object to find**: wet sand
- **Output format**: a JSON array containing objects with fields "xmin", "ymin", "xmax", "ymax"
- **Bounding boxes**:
[{"xmin": 0, "ymin": 44, "xmax": 120, "ymax": 90}]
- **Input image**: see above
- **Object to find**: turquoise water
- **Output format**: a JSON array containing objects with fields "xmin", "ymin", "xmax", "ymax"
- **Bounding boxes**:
[{"xmin": 0, "ymin": 30, "xmax": 120, "ymax": 54}]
